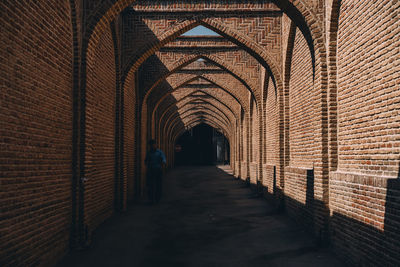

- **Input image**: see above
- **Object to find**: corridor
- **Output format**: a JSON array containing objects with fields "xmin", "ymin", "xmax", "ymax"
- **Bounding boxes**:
[
  {"xmin": 58, "ymin": 166, "xmax": 343, "ymax": 267},
  {"xmin": 2, "ymin": 1, "xmax": 399, "ymax": 266}
]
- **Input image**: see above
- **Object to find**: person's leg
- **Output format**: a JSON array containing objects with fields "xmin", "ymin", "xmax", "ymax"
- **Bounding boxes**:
[
  {"xmin": 147, "ymin": 170, "xmax": 154, "ymax": 203},
  {"xmin": 155, "ymin": 169, "xmax": 162, "ymax": 203}
]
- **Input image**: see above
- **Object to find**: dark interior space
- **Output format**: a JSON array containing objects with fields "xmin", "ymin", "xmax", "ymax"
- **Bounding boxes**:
[{"xmin": 175, "ymin": 124, "xmax": 230, "ymax": 166}]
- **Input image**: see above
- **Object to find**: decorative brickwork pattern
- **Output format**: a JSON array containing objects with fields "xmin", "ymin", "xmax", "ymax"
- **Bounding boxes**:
[{"xmin": 1, "ymin": 1, "xmax": 399, "ymax": 266}]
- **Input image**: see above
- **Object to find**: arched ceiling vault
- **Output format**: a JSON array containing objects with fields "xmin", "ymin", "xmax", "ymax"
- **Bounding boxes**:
[
  {"xmin": 156, "ymin": 90, "xmax": 239, "ymax": 140},
  {"xmin": 166, "ymin": 111, "xmax": 232, "ymax": 143},
  {"xmin": 87, "ymin": 1, "xmax": 319, "ymax": 82},
  {"xmin": 122, "ymin": 19, "xmax": 282, "ymax": 90},
  {"xmin": 162, "ymin": 103, "xmax": 233, "ymax": 135},
  {"xmin": 165, "ymin": 107, "xmax": 232, "ymax": 140},
  {"xmin": 144, "ymin": 54, "xmax": 258, "ymax": 113},
  {"xmin": 158, "ymin": 89, "xmax": 238, "ymax": 128},
  {"xmin": 143, "ymin": 52, "xmax": 261, "ymax": 102},
  {"xmin": 151, "ymin": 73, "xmax": 250, "ymax": 117},
  {"xmin": 172, "ymin": 118, "xmax": 231, "ymax": 145},
  {"xmin": 83, "ymin": 0, "xmax": 325, "ymax": 159},
  {"xmin": 160, "ymin": 99, "xmax": 235, "ymax": 134},
  {"xmin": 86, "ymin": 1, "xmax": 323, "ymax": 123}
]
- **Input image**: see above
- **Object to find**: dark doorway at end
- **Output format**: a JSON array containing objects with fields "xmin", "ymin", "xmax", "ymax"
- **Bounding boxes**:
[{"xmin": 175, "ymin": 124, "xmax": 230, "ymax": 166}]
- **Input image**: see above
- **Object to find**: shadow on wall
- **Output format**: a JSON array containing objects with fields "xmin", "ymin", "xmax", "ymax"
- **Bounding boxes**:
[
  {"xmin": 331, "ymin": 177, "xmax": 400, "ymax": 266},
  {"xmin": 257, "ymin": 165, "xmax": 400, "ymax": 266}
]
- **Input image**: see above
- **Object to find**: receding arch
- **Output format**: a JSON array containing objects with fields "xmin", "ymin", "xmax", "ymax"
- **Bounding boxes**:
[
  {"xmin": 158, "ymin": 97, "xmax": 236, "ymax": 139},
  {"xmin": 167, "ymin": 110, "xmax": 232, "ymax": 142},
  {"xmin": 122, "ymin": 19, "xmax": 282, "ymax": 89},
  {"xmin": 157, "ymin": 90, "xmax": 238, "ymax": 132},
  {"xmin": 150, "ymin": 74, "xmax": 249, "ymax": 143},
  {"xmin": 166, "ymin": 102, "xmax": 233, "ymax": 128},
  {"xmin": 165, "ymin": 107, "xmax": 232, "ymax": 141},
  {"xmin": 172, "ymin": 118, "xmax": 231, "ymax": 147},
  {"xmin": 145, "ymin": 54, "xmax": 258, "ymax": 111},
  {"xmin": 153, "ymin": 77, "xmax": 243, "ymax": 135}
]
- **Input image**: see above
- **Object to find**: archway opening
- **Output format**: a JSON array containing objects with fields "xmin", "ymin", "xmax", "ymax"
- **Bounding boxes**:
[{"xmin": 174, "ymin": 124, "xmax": 229, "ymax": 166}]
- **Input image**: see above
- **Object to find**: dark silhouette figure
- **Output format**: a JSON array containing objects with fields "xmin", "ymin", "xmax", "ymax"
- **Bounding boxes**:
[{"xmin": 145, "ymin": 140, "xmax": 166, "ymax": 204}]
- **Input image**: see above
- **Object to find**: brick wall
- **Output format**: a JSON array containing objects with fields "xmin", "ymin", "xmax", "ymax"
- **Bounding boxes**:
[
  {"xmin": 123, "ymin": 74, "xmax": 136, "ymax": 202},
  {"xmin": 284, "ymin": 166, "xmax": 315, "ymax": 229},
  {"xmin": 288, "ymin": 28, "xmax": 315, "ymax": 168},
  {"xmin": 0, "ymin": 1, "xmax": 73, "ymax": 265},
  {"xmin": 336, "ymin": 0, "xmax": 400, "ymax": 177},
  {"xmin": 283, "ymin": 27, "xmax": 317, "ymax": 227},
  {"xmin": 85, "ymin": 25, "xmax": 116, "ymax": 233},
  {"xmin": 250, "ymin": 98, "xmax": 259, "ymax": 184},
  {"xmin": 262, "ymin": 164, "xmax": 276, "ymax": 194},
  {"xmin": 330, "ymin": 173, "xmax": 400, "ymax": 266},
  {"xmin": 264, "ymin": 75, "xmax": 279, "ymax": 193},
  {"xmin": 329, "ymin": 1, "xmax": 400, "ymax": 265},
  {"xmin": 265, "ymin": 77, "xmax": 279, "ymax": 165},
  {"xmin": 249, "ymin": 162, "xmax": 258, "ymax": 184}
]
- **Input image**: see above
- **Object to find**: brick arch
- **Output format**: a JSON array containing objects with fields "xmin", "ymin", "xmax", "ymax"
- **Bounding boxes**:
[
  {"xmin": 280, "ymin": 1, "xmax": 329, "ymax": 213},
  {"xmin": 161, "ymin": 101, "xmax": 234, "ymax": 136},
  {"xmin": 156, "ymin": 90, "xmax": 238, "ymax": 139},
  {"xmin": 150, "ymin": 74, "xmax": 248, "ymax": 140},
  {"xmin": 122, "ymin": 19, "xmax": 282, "ymax": 88},
  {"xmin": 172, "ymin": 102, "xmax": 233, "ymax": 126},
  {"xmin": 84, "ymin": 1, "xmax": 325, "ymax": 118},
  {"xmin": 171, "ymin": 116, "xmax": 232, "ymax": 147},
  {"xmin": 283, "ymin": 21, "xmax": 297, "ymax": 170},
  {"xmin": 161, "ymin": 105, "xmax": 233, "ymax": 151},
  {"xmin": 167, "ymin": 111, "xmax": 232, "ymax": 147},
  {"xmin": 164, "ymin": 105, "xmax": 233, "ymax": 141},
  {"xmin": 326, "ymin": 0, "xmax": 341, "ymax": 174},
  {"xmin": 158, "ymin": 90, "xmax": 238, "ymax": 126},
  {"xmin": 84, "ymin": 1, "xmax": 320, "ymax": 85},
  {"xmin": 83, "ymin": 0, "xmax": 327, "ymax": 210},
  {"xmin": 145, "ymin": 53, "xmax": 257, "ymax": 112},
  {"xmin": 173, "ymin": 120, "xmax": 231, "ymax": 145},
  {"xmin": 144, "ymin": 51, "xmax": 262, "ymax": 106},
  {"xmin": 84, "ymin": 0, "xmax": 324, "ymax": 121},
  {"xmin": 167, "ymin": 108, "xmax": 232, "ymax": 138},
  {"xmin": 159, "ymin": 100, "xmax": 235, "ymax": 144},
  {"xmin": 152, "ymin": 74, "xmax": 243, "ymax": 129}
]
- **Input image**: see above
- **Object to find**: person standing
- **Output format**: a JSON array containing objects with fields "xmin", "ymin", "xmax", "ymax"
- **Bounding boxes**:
[{"xmin": 145, "ymin": 139, "xmax": 166, "ymax": 204}]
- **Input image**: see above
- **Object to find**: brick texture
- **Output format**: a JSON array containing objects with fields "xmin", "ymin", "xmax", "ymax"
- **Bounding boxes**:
[
  {"xmin": 1, "ymin": 1, "xmax": 399, "ymax": 266},
  {"xmin": 0, "ymin": 1, "xmax": 74, "ymax": 266},
  {"xmin": 84, "ymin": 25, "xmax": 116, "ymax": 234}
]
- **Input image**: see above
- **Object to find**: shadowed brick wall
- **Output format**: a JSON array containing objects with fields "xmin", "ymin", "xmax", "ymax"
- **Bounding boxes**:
[
  {"xmin": 84, "ymin": 25, "xmax": 116, "ymax": 234},
  {"xmin": 264, "ymin": 76, "xmax": 279, "ymax": 194},
  {"xmin": 250, "ymin": 98, "xmax": 260, "ymax": 183},
  {"xmin": 0, "ymin": 1, "xmax": 74, "ymax": 265},
  {"xmin": 124, "ymin": 74, "xmax": 136, "ymax": 203},
  {"xmin": 329, "ymin": 0, "xmax": 400, "ymax": 265},
  {"xmin": 284, "ymin": 27, "xmax": 317, "ymax": 228}
]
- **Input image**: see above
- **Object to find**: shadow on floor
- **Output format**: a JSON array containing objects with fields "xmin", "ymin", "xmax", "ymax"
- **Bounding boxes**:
[{"xmin": 58, "ymin": 166, "xmax": 345, "ymax": 267}]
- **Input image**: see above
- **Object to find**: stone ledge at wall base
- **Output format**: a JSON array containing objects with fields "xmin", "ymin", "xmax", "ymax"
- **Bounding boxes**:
[
  {"xmin": 329, "ymin": 171, "xmax": 400, "ymax": 266},
  {"xmin": 240, "ymin": 161, "xmax": 248, "ymax": 181},
  {"xmin": 234, "ymin": 161, "xmax": 240, "ymax": 178},
  {"xmin": 284, "ymin": 166, "xmax": 316, "ymax": 232},
  {"xmin": 249, "ymin": 162, "xmax": 258, "ymax": 185},
  {"xmin": 262, "ymin": 164, "xmax": 276, "ymax": 195}
]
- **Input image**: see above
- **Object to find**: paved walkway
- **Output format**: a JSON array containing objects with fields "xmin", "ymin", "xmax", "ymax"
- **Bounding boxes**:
[{"xmin": 57, "ymin": 166, "xmax": 344, "ymax": 267}]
